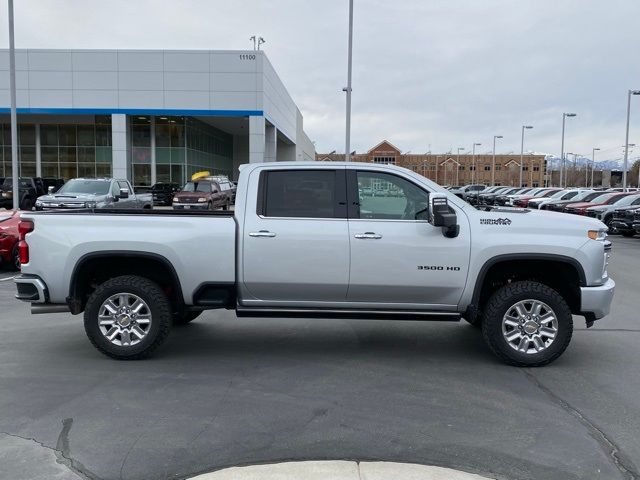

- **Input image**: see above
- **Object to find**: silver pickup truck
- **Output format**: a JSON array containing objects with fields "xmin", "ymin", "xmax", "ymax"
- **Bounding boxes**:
[
  {"xmin": 35, "ymin": 178, "xmax": 152, "ymax": 210},
  {"xmin": 14, "ymin": 162, "xmax": 615, "ymax": 366}
]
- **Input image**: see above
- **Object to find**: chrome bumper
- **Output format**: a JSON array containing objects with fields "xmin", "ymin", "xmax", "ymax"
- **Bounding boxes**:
[{"xmin": 580, "ymin": 278, "xmax": 615, "ymax": 320}]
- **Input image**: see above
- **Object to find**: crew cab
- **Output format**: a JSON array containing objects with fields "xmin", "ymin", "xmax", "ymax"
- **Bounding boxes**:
[
  {"xmin": 14, "ymin": 163, "xmax": 615, "ymax": 367},
  {"xmin": 610, "ymin": 206, "xmax": 640, "ymax": 237},
  {"xmin": 35, "ymin": 178, "xmax": 152, "ymax": 211}
]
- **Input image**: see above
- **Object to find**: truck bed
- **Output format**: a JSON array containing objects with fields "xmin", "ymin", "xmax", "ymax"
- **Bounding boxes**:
[{"xmin": 20, "ymin": 209, "xmax": 236, "ymax": 305}]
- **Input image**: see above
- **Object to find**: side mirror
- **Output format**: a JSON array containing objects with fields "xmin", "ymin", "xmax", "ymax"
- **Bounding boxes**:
[
  {"xmin": 118, "ymin": 188, "xmax": 129, "ymax": 199},
  {"xmin": 47, "ymin": 186, "xmax": 55, "ymax": 194},
  {"xmin": 430, "ymin": 194, "xmax": 459, "ymax": 238}
]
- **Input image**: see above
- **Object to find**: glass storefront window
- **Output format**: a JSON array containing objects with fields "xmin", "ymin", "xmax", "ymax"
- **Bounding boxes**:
[
  {"xmin": 77, "ymin": 125, "xmax": 95, "ymax": 146},
  {"xmin": 59, "ymin": 125, "xmax": 77, "ymax": 146},
  {"xmin": 19, "ymin": 125, "xmax": 35, "ymax": 145}
]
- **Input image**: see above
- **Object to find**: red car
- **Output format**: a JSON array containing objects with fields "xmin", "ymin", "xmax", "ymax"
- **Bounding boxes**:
[
  {"xmin": 563, "ymin": 192, "xmax": 632, "ymax": 215},
  {"xmin": 0, "ymin": 209, "xmax": 20, "ymax": 270}
]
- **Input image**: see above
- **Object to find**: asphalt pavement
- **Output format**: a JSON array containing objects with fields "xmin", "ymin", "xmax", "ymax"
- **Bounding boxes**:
[{"xmin": 0, "ymin": 237, "xmax": 639, "ymax": 480}]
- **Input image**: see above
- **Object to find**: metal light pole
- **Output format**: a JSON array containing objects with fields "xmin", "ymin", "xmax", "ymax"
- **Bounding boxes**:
[
  {"xmin": 591, "ymin": 148, "xmax": 599, "ymax": 188},
  {"xmin": 8, "ymin": 0, "xmax": 19, "ymax": 210},
  {"xmin": 623, "ymin": 90, "xmax": 640, "ymax": 188},
  {"xmin": 471, "ymin": 143, "xmax": 481, "ymax": 184},
  {"xmin": 519, "ymin": 126, "xmax": 533, "ymax": 187},
  {"xmin": 559, "ymin": 113, "xmax": 577, "ymax": 188},
  {"xmin": 456, "ymin": 147, "xmax": 464, "ymax": 186},
  {"xmin": 492, "ymin": 136, "xmax": 503, "ymax": 186},
  {"xmin": 343, "ymin": 0, "xmax": 354, "ymax": 162}
]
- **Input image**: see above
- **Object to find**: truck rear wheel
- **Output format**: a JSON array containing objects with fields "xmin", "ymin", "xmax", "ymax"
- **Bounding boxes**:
[
  {"xmin": 84, "ymin": 275, "xmax": 172, "ymax": 360},
  {"xmin": 481, "ymin": 281, "xmax": 573, "ymax": 367}
]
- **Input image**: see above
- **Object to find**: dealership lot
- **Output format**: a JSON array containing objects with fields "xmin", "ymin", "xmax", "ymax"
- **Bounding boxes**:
[{"xmin": 0, "ymin": 237, "xmax": 638, "ymax": 480}]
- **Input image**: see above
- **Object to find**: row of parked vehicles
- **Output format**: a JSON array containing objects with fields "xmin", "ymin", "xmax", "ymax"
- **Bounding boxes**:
[{"xmin": 449, "ymin": 183, "xmax": 640, "ymax": 237}]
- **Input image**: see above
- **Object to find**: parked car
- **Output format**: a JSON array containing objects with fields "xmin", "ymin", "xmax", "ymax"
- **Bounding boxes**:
[
  {"xmin": 42, "ymin": 177, "xmax": 65, "ymax": 194},
  {"xmin": 494, "ymin": 187, "xmax": 534, "ymax": 206},
  {"xmin": 0, "ymin": 209, "xmax": 20, "ymax": 270},
  {"xmin": 528, "ymin": 189, "xmax": 590, "ymax": 210},
  {"xmin": 585, "ymin": 193, "xmax": 640, "ymax": 227},
  {"xmin": 151, "ymin": 183, "xmax": 180, "ymax": 206},
  {"xmin": 0, "ymin": 177, "xmax": 44, "ymax": 210},
  {"xmin": 505, "ymin": 187, "xmax": 551, "ymax": 206},
  {"xmin": 484, "ymin": 187, "xmax": 523, "ymax": 206},
  {"xmin": 610, "ymin": 207, "xmax": 640, "ymax": 237},
  {"xmin": 14, "ymin": 162, "xmax": 614, "ymax": 367},
  {"xmin": 450, "ymin": 184, "xmax": 487, "ymax": 202},
  {"xmin": 35, "ymin": 178, "xmax": 152, "ymax": 210},
  {"xmin": 542, "ymin": 190, "xmax": 604, "ymax": 211},
  {"xmin": 633, "ymin": 210, "xmax": 640, "ymax": 235},
  {"xmin": 563, "ymin": 192, "xmax": 632, "ymax": 216},
  {"xmin": 467, "ymin": 186, "xmax": 505, "ymax": 205},
  {"xmin": 173, "ymin": 178, "xmax": 232, "ymax": 210},
  {"xmin": 512, "ymin": 188, "xmax": 562, "ymax": 207}
]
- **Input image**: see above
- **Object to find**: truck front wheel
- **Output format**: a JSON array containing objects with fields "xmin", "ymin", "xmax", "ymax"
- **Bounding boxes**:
[
  {"xmin": 84, "ymin": 275, "xmax": 172, "ymax": 360},
  {"xmin": 481, "ymin": 281, "xmax": 573, "ymax": 367}
]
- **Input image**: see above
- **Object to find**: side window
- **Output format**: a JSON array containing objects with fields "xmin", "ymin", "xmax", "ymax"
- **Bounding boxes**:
[
  {"xmin": 110, "ymin": 182, "xmax": 120, "ymax": 197},
  {"xmin": 355, "ymin": 171, "xmax": 429, "ymax": 220},
  {"xmin": 260, "ymin": 170, "xmax": 341, "ymax": 218}
]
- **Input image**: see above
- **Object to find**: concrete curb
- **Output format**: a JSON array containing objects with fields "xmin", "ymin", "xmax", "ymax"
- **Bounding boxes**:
[{"xmin": 188, "ymin": 460, "xmax": 496, "ymax": 480}]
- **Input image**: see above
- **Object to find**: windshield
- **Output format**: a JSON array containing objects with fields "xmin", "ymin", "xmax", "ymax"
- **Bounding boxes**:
[
  {"xmin": 589, "ymin": 193, "xmax": 615, "ymax": 203},
  {"xmin": 182, "ymin": 181, "xmax": 212, "ymax": 193},
  {"xmin": 1, "ymin": 178, "xmax": 32, "ymax": 189},
  {"xmin": 152, "ymin": 184, "xmax": 172, "ymax": 192},
  {"xmin": 605, "ymin": 194, "xmax": 629, "ymax": 205},
  {"xmin": 615, "ymin": 195, "xmax": 640, "ymax": 206},
  {"xmin": 57, "ymin": 179, "xmax": 110, "ymax": 195},
  {"xmin": 548, "ymin": 190, "xmax": 569, "ymax": 199}
]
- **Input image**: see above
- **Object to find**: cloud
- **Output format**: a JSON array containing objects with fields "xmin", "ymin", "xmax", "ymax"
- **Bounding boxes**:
[{"xmin": 1, "ymin": 0, "xmax": 639, "ymax": 160}]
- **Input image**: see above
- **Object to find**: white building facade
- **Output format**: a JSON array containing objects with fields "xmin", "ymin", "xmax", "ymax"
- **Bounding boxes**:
[{"xmin": 0, "ymin": 49, "xmax": 315, "ymax": 186}]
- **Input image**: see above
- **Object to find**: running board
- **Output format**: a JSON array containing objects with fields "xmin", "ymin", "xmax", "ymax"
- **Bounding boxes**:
[{"xmin": 236, "ymin": 307, "xmax": 460, "ymax": 321}]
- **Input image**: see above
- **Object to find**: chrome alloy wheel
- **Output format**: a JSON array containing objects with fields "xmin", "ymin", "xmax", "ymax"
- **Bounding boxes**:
[
  {"xmin": 98, "ymin": 293, "xmax": 152, "ymax": 347},
  {"xmin": 501, "ymin": 299, "xmax": 558, "ymax": 354}
]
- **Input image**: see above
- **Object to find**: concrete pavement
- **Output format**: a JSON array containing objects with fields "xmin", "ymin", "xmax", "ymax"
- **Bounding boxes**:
[{"xmin": 0, "ymin": 237, "xmax": 638, "ymax": 480}]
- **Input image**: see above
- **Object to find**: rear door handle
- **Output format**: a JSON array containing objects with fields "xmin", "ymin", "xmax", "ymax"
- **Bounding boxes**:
[
  {"xmin": 354, "ymin": 232, "xmax": 382, "ymax": 239},
  {"xmin": 249, "ymin": 230, "xmax": 276, "ymax": 238}
]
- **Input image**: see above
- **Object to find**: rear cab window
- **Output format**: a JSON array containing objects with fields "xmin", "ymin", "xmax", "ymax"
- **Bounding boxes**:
[{"xmin": 257, "ymin": 169, "xmax": 346, "ymax": 219}]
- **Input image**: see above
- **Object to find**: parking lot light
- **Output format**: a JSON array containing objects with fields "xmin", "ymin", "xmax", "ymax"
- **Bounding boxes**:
[
  {"xmin": 623, "ymin": 90, "xmax": 640, "ymax": 188},
  {"xmin": 520, "ymin": 126, "xmax": 533, "ymax": 187},
  {"xmin": 560, "ymin": 113, "xmax": 577, "ymax": 188},
  {"xmin": 591, "ymin": 148, "xmax": 600, "ymax": 188},
  {"xmin": 472, "ymin": 143, "xmax": 481, "ymax": 184},
  {"xmin": 492, "ymin": 136, "xmax": 503, "ymax": 186}
]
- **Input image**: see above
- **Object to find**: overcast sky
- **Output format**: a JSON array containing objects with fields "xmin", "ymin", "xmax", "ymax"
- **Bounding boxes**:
[{"xmin": 1, "ymin": 0, "xmax": 639, "ymax": 161}]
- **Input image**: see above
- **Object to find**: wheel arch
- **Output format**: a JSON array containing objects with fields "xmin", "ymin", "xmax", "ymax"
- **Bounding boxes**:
[
  {"xmin": 68, "ymin": 251, "xmax": 184, "ymax": 315},
  {"xmin": 470, "ymin": 254, "xmax": 586, "ymax": 318}
]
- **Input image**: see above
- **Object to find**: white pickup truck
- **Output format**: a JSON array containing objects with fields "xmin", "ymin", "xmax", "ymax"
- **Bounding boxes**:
[{"xmin": 14, "ymin": 162, "xmax": 615, "ymax": 366}]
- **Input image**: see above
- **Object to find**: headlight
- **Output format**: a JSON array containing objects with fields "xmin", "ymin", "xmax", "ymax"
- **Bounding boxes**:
[
  {"xmin": 85, "ymin": 201, "xmax": 97, "ymax": 209},
  {"xmin": 35, "ymin": 201, "xmax": 43, "ymax": 207},
  {"xmin": 587, "ymin": 229, "xmax": 607, "ymax": 241},
  {"xmin": 197, "ymin": 197, "xmax": 207, "ymax": 203}
]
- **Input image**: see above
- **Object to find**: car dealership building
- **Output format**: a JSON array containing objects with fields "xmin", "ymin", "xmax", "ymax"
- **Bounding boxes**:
[{"xmin": 0, "ymin": 49, "xmax": 315, "ymax": 186}]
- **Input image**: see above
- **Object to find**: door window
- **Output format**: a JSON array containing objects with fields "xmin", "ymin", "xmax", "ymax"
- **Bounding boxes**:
[
  {"xmin": 117, "ymin": 181, "xmax": 131, "ymax": 194},
  {"xmin": 259, "ymin": 170, "xmax": 343, "ymax": 218},
  {"xmin": 110, "ymin": 182, "xmax": 120, "ymax": 197},
  {"xmin": 355, "ymin": 171, "xmax": 429, "ymax": 220}
]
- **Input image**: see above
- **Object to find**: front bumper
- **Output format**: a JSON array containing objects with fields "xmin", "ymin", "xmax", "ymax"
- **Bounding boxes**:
[
  {"xmin": 173, "ymin": 203, "xmax": 209, "ymax": 210},
  {"xmin": 580, "ymin": 278, "xmax": 615, "ymax": 320}
]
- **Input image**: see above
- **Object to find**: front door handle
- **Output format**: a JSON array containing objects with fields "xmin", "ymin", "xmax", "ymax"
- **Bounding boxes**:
[
  {"xmin": 354, "ymin": 232, "xmax": 382, "ymax": 239},
  {"xmin": 249, "ymin": 230, "xmax": 276, "ymax": 238}
]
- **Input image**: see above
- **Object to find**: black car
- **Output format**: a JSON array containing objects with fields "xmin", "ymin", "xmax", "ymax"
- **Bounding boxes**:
[
  {"xmin": 494, "ymin": 187, "xmax": 533, "ymax": 206},
  {"xmin": 0, "ymin": 177, "xmax": 44, "ymax": 210},
  {"xmin": 633, "ymin": 209, "xmax": 640, "ymax": 235},
  {"xmin": 610, "ymin": 206, "xmax": 640, "ymax": 237},
  {"xmin": 42, "ymin": 177, "xmax": 64, "ymax": 194},
  {"xmin": 151, "ymin": 182, "xmax": 180, "ymax": 206}
]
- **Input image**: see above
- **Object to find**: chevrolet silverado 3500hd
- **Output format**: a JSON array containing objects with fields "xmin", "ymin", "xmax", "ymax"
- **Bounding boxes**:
[{"xmin": 14, "ymin": 162, "xmax": 615, "ymax": 366}]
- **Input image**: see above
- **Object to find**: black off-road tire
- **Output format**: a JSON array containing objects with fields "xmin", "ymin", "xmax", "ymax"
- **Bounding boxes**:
[
  {"xmin": 84, "ymin": 275, "xmax": 172, "ymax": 360},
  {"xmin": 481, "ymin": 281, "xmax": 573, "ymax": 367},
  {"xmin": 173, "ymin": 310, "xmax": 202, "ymax": 325}
]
